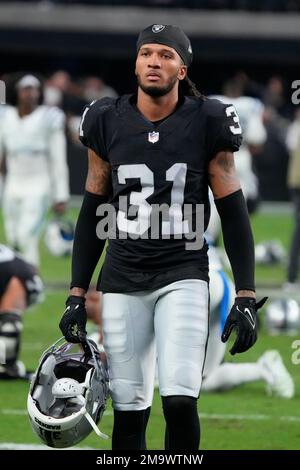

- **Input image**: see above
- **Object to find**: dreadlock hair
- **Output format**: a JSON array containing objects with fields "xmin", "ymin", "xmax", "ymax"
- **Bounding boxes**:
[{"xmin": 180, "ymin": 75, "xmax": 206, "ymax": 100}]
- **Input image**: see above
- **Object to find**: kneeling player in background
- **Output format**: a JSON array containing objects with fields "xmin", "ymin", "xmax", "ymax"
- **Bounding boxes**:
[
  {"xmin": 202, "ymin": 247, "xmax": 294, "ymax": 399},
  {"xmin": 0, "ymin": 244, "xmax": 44, "ymax": 380}
]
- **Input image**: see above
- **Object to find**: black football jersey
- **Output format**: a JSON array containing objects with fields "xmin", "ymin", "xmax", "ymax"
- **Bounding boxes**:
[
  {"xmin": 79, "ymin": 94, "xmax": 242, "ymax": 293},
  {"xmin": 0, "ymin": 245, "xmax": 44, "ymax": 306}
]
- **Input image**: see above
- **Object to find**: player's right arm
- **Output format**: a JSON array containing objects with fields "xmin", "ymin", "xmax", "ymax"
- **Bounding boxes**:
[
  {"xmin": 59, "ymin": 99, "xmax": 113, "ymax": 343},
  {"xmin": 86, "ymin": 148, "xmax": 111, "ymax": 196},
  {"xmin": 59, "ymin": 149, "xmax": 111, "ymax": 343},
  {"xmin": 70, "ymin": 148, "xmax": 111, "ymax": 297}
]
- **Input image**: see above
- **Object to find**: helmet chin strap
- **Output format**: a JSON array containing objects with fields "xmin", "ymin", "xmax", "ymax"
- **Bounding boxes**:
[{"xmin": 77, "ymin": 395, "xmax": 109, "ymax": 440}]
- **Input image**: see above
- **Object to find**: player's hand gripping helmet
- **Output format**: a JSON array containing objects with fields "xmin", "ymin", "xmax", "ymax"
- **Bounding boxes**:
[
  {"xmin": 44, "ymin": 219, "xmax": 74, "ymax": 257},
  {"xmin": 27, "ymin": 338, "xmax": 110, "ymax": 448}
]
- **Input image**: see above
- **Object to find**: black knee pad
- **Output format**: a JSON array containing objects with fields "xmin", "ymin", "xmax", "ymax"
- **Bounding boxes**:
[{"xmin": 0, "ymin": 311, "xmax": 22, "ymax": 366}]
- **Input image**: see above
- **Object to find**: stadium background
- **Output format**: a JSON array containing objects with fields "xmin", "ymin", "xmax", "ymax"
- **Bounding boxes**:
[{"xmin": 0, "ymin": 0, "xmax": 300, "ymax": 450}]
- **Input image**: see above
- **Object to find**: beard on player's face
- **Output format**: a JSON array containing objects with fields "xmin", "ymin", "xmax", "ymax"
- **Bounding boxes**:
[{"xmin": 136, "ymin": 72, "xmax": 178, "ymax": 97}]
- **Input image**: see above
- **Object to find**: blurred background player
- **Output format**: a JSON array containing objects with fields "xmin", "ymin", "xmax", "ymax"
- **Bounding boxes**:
[
  {"xmin": 0, "ymin": 244, "xmax": 44, "ymax": 380},
  {"xmin": 0, "ymin": 73, "xmax": 70, "ymax": 267},
  {"xmin": 207, "ymin": 80, "xmax": 267, "ymax": 243},
  {"xmin": 284, "ymin": 110, "xmax": 300, "ymax": 290},
  {"xmin": 85, "ymin": 287, "xmax": 104, "ymax": 347},
  {"xmin": 202, "ymin": 246, "xmax": 294, "ymax": 398}
]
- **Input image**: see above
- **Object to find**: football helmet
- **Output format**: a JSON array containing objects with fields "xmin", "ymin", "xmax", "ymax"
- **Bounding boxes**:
[
  {"xmin": 27, "ymin": 338, "xmax": 110, "ymax": 448},
  {"xmin": 265, "ymin": 298, "xmax": 300, "ymax": 336},
  {"xmin": 44, "ymin": 219, "xmax": 74, "ymax": 257},
  {"xmin": 255, "ymin": 240, "xmax": 286, "ymax": 266}
]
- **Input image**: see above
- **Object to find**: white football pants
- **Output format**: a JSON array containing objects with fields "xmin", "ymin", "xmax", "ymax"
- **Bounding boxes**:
[
  {"xmin": 2, "ymin": 182, "xmax": 50, "ymax": 267},
  {"xmin": 102, "ymin": 279, "xmax": 209, "ymax": 411}
]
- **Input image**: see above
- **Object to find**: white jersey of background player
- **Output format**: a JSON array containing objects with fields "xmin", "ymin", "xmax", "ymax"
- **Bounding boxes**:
[
  {"xmin": 0, "ymin": 105, "xmax": 6, "ymax": 199},
  {"xmin": 0, "ymin": 75, "xmax": 69, "ymax": 266},
  {"xmin": 207, "ymin": 94, "xmax": 267, "ymax": 242},
  {"xmin": 202, "ymin": 246, "xmax": 294, "ymax": 398}
]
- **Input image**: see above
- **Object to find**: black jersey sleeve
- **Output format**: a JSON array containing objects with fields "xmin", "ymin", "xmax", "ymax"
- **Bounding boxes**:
[
  {"xmin": 79, "ymin": 97, "xmax": 116, "ymax": 160},
  {"xmin": 205, "ymin": 99, "xmax": 243, "ymax": 159}
]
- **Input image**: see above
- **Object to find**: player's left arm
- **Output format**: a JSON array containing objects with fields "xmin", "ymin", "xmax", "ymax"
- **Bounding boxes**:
[
  {"xmin": 47, "ymin": 108, "xmax": 70, "ymax": 214},
  {"xmin": 208, "ymin": 151, "xmax": 267, "ymax": 354}
]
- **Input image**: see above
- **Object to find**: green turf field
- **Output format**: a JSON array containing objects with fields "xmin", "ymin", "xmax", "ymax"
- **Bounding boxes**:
[{"xmin": 0, "ymin": 208, "xmax": 299, "ymax": 450}]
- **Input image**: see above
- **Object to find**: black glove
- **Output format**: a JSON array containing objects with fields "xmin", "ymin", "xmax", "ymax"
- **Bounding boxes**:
[
  {"xmin": 59, "ymin": 295, "xmax": 87, "ymax": 343},
  {"xmin": 221, "ymin": 297, "xmax": 268, "ymax": 355}
]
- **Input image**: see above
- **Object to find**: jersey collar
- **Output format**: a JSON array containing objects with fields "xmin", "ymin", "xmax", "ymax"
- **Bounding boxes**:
[{"xmin": 117, "ymin": 93, "xmax": 199, "ymax": 133}]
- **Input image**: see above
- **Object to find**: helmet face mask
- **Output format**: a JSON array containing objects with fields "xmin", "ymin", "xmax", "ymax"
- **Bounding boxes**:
[
  {"xmin": 27, "ymin": 338, "xmax": 109, "ymax": 448},
  {"xmin": 255, "ymin": 240, "xmax": 286, "ymax": 266}
]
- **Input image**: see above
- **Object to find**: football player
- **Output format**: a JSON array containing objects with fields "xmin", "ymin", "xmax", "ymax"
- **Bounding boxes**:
[
  {"xmin": 0, "ymin": 244, "xmax": 44, "ymax": 380},
  {"xmin": 59, "ymin": 24, "xmax": 267, "ymax": 450},
  {"xmin": 285, "ymin": 111, "xmax": 300, "ymax": 290},
  {"xmin": 0, "ymin": 73, "xmax": 69, "ymax": 266},
  {"xmin": 202, "ymin": 247, "xmax": 294, "ymax": 399}
]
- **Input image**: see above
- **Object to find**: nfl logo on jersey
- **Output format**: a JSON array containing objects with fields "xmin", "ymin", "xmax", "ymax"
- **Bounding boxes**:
[{"xmin": 148, "ymin": 131, "xmax": 159, "ymax": 144}]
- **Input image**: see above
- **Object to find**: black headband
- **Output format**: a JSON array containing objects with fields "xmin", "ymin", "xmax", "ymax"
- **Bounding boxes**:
[{"xmin": 136, "ymin": 24, "xmax": 193, "ymax": 67}]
